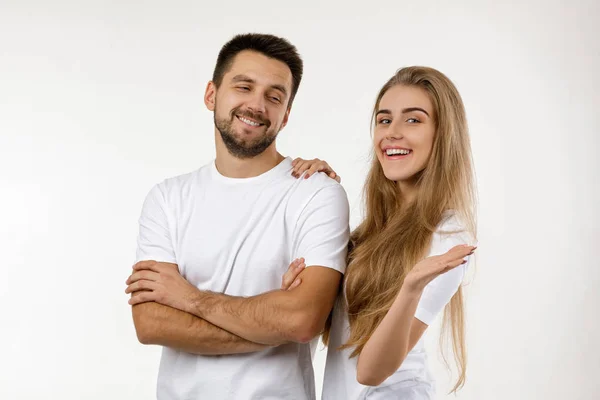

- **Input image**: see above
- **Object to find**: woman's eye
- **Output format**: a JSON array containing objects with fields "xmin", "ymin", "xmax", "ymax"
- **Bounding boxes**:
[
  {"xmin": 407, "ymin": 117, "xmax": 420, "ymax": 123},
  {"xmin": 378, "ymin": 118, "xmax": 391, "ymax": 125}
]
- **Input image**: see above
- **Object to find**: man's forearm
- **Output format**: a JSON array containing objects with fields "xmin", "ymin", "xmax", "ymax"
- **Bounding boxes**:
[
  {"xmin": 189, "ymin": 289, "xmax": 319, "ymax": 346},
  {"xmin": 132, "ymin": 302, "xmax": 269, "ymax": 355}
]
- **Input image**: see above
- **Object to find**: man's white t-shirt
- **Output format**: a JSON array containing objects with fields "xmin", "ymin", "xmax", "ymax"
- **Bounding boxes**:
[
  {"xmin": 135, "ymin": 157, "xmax": 350, "ymax": 400},
  {"xmin": 322, "ymin": 213, "xmax": 474, "ymax": 400}
]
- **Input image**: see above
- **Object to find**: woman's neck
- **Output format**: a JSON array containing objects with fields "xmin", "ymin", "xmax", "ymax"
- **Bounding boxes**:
[{"xmin": 396, "ymin": 179, "xmax": 418, "ymax": 205}]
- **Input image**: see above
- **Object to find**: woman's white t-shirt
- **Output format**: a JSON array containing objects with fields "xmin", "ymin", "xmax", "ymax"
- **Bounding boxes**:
[{"xmin": 322, "ymin": 214, "xmax": 474, "ymax": 400}]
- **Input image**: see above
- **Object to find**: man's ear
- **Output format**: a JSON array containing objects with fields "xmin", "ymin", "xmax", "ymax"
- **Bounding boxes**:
[
  {"xmin": 204, "ymin": 81, "xmax": 216, "ymax": 111},
  {"xmin": 280, "ymin": 106, "xmax": 292, "ymax": 130}
]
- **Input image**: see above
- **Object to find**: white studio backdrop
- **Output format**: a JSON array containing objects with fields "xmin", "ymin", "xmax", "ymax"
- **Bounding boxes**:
[{"xmin": 1, "ymin": 1, "xmax": 598, "ymax": 399}]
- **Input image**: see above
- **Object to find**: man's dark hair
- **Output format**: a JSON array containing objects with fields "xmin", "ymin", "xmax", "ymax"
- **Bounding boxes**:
[{"xmin": 212, "ymin": 33, "xmax": 304, "ymax": 106}]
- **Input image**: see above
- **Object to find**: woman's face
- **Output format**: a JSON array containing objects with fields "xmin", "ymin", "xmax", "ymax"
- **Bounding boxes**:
[{"xmin": 373, "ymin": 85, "xmax": 436, "ymax": 185}]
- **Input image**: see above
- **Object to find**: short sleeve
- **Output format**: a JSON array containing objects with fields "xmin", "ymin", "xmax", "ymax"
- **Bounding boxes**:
[
  {"xmin": 291, "ymin": 184, "xmax": 350, "ymax": 274},
  {"xmin": 135, "ymin": 184, "xmax": 177, "ymax": 264},
  {"xmin": 414, "ymin": 218, "xmax": 475, "ymax": 325}
]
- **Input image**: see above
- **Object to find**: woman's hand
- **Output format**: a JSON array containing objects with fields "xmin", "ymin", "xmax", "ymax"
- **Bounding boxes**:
[
  {"xmin": 281, "ymin": 257, "xmax": 306, "ymax": 290},
  {"xmin": 291, "ymin": 158, "xmax": 341, "ymax": 183},
  {"xmin": 404, "ymin": 245, "xmax": 476, "ymax": 293}
]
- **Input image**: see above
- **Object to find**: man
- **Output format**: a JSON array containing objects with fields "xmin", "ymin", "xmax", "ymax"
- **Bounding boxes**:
[{"xmin": 125, "ymin": 33, "xmax": 350, "ymax": 399}]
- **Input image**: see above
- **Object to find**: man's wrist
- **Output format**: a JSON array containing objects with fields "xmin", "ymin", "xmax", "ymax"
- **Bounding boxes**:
[
  {"xmin": 186, "ymin": 290, "xmax": 206, "ymax": 317},
  {"xmin": 189, "ymin": 290, "xmax": 221, "ymax": 319}
]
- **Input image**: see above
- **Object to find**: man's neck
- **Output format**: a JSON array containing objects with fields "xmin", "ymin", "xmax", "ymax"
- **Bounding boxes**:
[{"xmin": 214, "ymin": 131, "xmax": 284, "ymax": 179}]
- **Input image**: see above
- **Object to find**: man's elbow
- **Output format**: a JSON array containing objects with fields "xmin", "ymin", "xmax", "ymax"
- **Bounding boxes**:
[
  {"xmin": 135, "ymin": 326, "xmax": 155, "ymax": 345},
  {"xmin": 132, "ymin": 305, "xmax": 158, "ymax": 345},
  {"xmin": 290, "ymin": 312, "xmax": 325, "ymax": 343}
]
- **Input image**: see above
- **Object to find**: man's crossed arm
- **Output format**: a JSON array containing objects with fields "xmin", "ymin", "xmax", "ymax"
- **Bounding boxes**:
[{"xmin": 127, "ymin": 260, "xmax": 341, "ymax": 354}]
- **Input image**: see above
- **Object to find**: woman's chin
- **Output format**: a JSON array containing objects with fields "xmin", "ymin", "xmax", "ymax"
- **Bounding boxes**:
[{"xmin": 382, "ymin": 171, "xmax": 410, "ymax": 183}]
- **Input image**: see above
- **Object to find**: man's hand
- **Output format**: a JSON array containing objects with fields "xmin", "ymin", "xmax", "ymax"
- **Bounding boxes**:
[{"xmin": 126, "ymin": 260, "xmax": 199, "ymax": 314}]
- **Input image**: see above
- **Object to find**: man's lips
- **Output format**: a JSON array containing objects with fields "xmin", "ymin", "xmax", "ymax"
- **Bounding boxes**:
[{"xmin": 235, "ymin": 111, "xmax": 270, "ymax": 128}]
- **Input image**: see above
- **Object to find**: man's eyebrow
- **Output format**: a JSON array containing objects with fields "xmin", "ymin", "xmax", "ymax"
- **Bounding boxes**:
[
  {"xmin": 231, "ymin": 74, "xmax": 287, "ymax": 96},
  {"xmin": 271, "ymin": 84, "xmax": 287, "ymax": 96},
  {"xmin": 231, "ymin": 74, "xmax": 254, "ymax": 84},
  {"xmin": 231, "ymin": 75, "xmax": 288, "ymax": 96}
]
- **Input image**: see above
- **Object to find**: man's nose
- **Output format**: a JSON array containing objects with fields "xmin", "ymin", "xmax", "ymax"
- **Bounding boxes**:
[{"xmin": 245, "ymin": 92, "xmax": 266, "ymax": 114}]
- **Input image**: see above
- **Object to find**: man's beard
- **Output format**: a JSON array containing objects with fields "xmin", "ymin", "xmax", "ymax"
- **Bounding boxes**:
[{"xmin": 215, "ymin": 105, "xmax": 279, "ymax": 159}]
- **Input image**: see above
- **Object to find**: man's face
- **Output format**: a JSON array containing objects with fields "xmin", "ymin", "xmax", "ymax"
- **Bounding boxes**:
[{"xmin": 205, "ymin": 50, "xmax": 293, "ymax": 159}]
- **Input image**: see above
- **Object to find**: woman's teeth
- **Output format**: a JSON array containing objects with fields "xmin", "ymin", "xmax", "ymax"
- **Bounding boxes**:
[{"xmin": 385, "ymin": 149, "xmax": 411, "ymax": 156}]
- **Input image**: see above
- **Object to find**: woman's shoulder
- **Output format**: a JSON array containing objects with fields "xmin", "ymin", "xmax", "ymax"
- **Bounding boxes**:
[{"xmin": 432, "ymin": 210, "xmax": 477, "ymax": 249}]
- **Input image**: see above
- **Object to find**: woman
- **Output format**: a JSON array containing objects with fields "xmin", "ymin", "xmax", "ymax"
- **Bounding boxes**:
[{"xmin": 282, "ymin": 66, "xmax": 477, "ymax": 399}]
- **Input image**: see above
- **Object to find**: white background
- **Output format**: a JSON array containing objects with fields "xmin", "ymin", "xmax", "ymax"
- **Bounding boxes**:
[{"xmin": 1, "ymin": 1, "xmax": 598, "ymax": 399}]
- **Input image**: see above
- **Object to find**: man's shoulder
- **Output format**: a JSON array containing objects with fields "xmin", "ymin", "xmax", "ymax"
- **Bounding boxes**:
[
  {"xmin": 155, "ymin": 163, "xmax": 212, "ymax": 194},
  {"xmin": 286, "ymin": 173, "xmax": 349, "ymax": 218},
  {"xmin": 294, "ymin": 172, "xmax": 347, "ymax": 198}
]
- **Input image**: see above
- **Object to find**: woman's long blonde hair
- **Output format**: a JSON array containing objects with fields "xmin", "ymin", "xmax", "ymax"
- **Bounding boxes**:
[{"xmin": 326, "ymin": 66, "xmax": 476, "ymax": 392}]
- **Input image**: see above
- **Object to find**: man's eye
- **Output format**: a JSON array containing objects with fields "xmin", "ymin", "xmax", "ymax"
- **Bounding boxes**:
[
  {"xmin": 238, "ymin": 86, "xmax": 250, "ymax": 91},
  {"xmin": 270, "ymin": 97, "xmax": 281, "ymax": 103}
]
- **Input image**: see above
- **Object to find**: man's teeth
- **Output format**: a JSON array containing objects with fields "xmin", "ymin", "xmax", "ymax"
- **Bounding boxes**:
[
  {"xmin": 239, "ymin": 116, "xmax": 261, "ymax": 127},
  {"xmin": 386, "ymin": 149, "xmax": 411, "ymax": 156}
]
